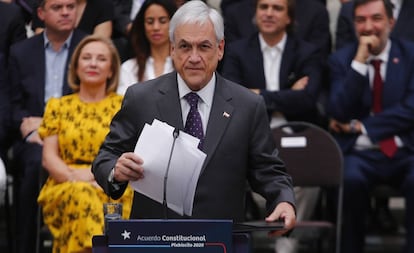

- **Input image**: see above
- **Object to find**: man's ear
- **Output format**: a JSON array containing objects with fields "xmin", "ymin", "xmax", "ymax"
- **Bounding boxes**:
[
  {"xmin": 218, "ymin": 39, "xmax": 225, "ymax": 61},
  {"xmin": 37, "ymin": 7, "xmax": 45, "ymax": 22}
]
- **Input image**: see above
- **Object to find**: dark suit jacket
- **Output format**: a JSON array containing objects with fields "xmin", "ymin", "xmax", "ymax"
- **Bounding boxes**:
[
  {"xmin": 0, "ymin": 2, "xmax": 27, "ymax": 59},
  {"xmin": 0, "ymin": 53, "xmax": 10, "ymax": 159},
  {"xmin": 328, "ymin": 39, "xmax": 414, "ymax": 152},
  {"xmin": 112, "ymin": 0, "xmax": 132, "ymax": 38},
  {"xmin": 221, "ymin": 33, "xmax": 323, "ymax": 124},
  {"xmin": 92, "ymin": 72, "xmax": 295, "ymax": 221},
  {"xmin": 336, "ymin": 0, "xmax": 414, "ymax": 50},
  {"xmin": 8, "ymin": 29, "xmax": 86, "ymax": 133},
  {"xmin": 224, "ymin": 0, "xmax": 331, "ymax": 58},
  {"xmin": 14, "ymin": 0, "xmax": 37, "ymax": 22}
]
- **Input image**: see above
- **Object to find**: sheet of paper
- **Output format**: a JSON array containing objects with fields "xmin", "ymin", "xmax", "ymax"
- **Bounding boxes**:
[{"xmin": 130, "ymin": 119, "xmax": 206, "ymax": 216}]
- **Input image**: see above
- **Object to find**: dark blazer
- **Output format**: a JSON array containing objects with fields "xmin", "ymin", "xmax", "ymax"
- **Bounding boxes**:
[
  {"xmin": 224, "ymin": 0, "xmax": 331, "ymax": 57},
  {"xmin": 336, "ymin": 0, "xmax": 414, "ymax": 50},
  {"xmin": 221, "ymin": 33, "xmax": 323, "ymax": 124},
  {"xmin": 14, "ymin": 0, "xmax": 37, "ymax": 23},
  {"xmin": 8, "ymin": 29, "xmax": 86, "ymax": 133},
  {"xmin": 0, "ymin": 53, "xmax": 10, "ymax": 159},
  {"xmin": 328, "ymin": 39, "xmax": 414, "ymax": 152},
  {"xmin": 0, "ymin": 2, "xmax": 27, "ymax": 59},
  {"xmin": 112, "ymin": 0, "xmax": 132, "ymax": 37},
  {"xmin": 92, "ymin": 72, "xmax": 295, "ymax": 221}
]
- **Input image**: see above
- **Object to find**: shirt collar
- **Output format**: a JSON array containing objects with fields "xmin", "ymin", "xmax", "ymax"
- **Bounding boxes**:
[
  {"xmin": 43, "ymin": 30, "xmax": 73, "ymax": 51},
  {"xmin": 177, "ymin": 72, "xmax": 215, "ymax": 108},
  {"xmin": 258, "ymin": 32, "xmax": 287, "ymax": 52}
]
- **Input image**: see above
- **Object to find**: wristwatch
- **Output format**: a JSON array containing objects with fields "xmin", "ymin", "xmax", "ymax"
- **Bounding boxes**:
[
  {"xmin": 349, "ymin": 119, "xmax": 359, "ymax": 134},
  {"xmin": 108, "ymin": 168, "xmax": 115, "ymax": 183}
]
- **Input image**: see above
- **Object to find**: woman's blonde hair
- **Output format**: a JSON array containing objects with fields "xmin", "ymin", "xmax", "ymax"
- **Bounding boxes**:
[{"xmin": 68, "ymin": 35, "xmax": 121, "ymax": 93}]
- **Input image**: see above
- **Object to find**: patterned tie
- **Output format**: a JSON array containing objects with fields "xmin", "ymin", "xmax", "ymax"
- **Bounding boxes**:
[
  {"xmin": 371, "ymin": 59, "xmax": 397, "ymax": 158},
  {"xmin": 184, "ymin": 92, "xmax": 204, "ymax": 149}
]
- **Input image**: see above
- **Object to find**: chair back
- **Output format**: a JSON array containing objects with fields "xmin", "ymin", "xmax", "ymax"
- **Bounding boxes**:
[
  {"xmin": 272, "ymin": 121, "xmax": 343, "ymax": 187},
  {"xmin": 272, "ymin": 121, "xmax": 343, "ymax": 253}
]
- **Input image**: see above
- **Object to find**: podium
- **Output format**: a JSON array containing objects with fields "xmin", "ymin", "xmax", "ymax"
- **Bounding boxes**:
[{"xmin": 93, "ymin": 219, "xmax": 251, "ymax": 253}]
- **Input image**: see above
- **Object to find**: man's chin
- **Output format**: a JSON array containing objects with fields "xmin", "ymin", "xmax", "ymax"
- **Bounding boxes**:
[
  {"xmin": 369, "ymin": 47, "xmax": 382, "ymax": 56},
  {"xmin": 182, "ymin": 76, "xmax": 206, "ymax": 91}
]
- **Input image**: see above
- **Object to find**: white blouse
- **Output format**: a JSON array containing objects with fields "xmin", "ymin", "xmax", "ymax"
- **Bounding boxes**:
[{"xmin": 117, "ymin": 56, "xmax": 174, "ymax": 95}]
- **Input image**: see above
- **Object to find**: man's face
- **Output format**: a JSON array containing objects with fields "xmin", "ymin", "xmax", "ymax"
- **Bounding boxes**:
[
  {"xmin": 38, "ymin": 0, "xmax": 77, "ymax": 33},
  {"xmin": 354, "ymin": 0, "xmax": 394, "ymax": 54},
  {"xmin": 255, "ymin": 0, "xmax": 291, "ymax": 37},
  {"xmin": 170, "ymin": 21, "xmax": 224, "ymax": 91}
]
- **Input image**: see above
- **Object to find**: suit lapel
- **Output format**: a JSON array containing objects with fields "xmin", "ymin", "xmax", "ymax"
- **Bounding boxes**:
[
  {"xmin": 280, "ymin": 36, "xmax": 295, "ymax": 89},
  {"xmin": 202, "ymin": 75, "xmax": 234, "ymax": 170},
  {"xmin": 63, "ymin": 30, "xmax": 86, "ymax": 95},
  {"xmin": 155, "ymin": 73, "xmax": 234, "ymax": 171},
  {"xmin": 248, "ymin": 35, "xmax": 266, "ymax": 89},
  {"xmin": 156, "ymin": 72, "xmax": 184, "ymax": 129},
  {"xmin": 34, "ymin": 35, "xmax": 46, "ymax": 108},
  {"xmin": 383, "ymin": 42, "xmax": 403, "ymax": 108}
]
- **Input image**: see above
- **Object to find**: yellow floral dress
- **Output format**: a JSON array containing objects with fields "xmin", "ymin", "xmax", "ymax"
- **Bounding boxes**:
[{"xmin": 37, "ymin": 93, "xmax": 133, "ymax": 253}]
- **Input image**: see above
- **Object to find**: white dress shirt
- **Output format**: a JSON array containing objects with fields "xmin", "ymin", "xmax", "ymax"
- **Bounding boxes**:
[
  {"xmin": 258, "ymin": 33, "xmax": 288, "ymax": 128},
  {"xmin": 259, "ymin": 33, "xmax": 287, "ymax": 92}
]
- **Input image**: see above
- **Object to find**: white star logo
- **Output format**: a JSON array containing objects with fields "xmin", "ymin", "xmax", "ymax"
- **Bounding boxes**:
[{"xmin": 121, "ymin": 230, "xmax": 131, "ymax": 240}]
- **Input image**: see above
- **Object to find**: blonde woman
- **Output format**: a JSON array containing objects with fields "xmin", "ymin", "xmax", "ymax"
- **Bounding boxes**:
[{"xmin": 37, "ymin": 35, "xmax": 133, "ymax": 253}]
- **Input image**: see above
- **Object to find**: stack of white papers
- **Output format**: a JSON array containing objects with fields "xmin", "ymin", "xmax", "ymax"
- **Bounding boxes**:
[{"xmin": 130, "ymin": 119, "xmax": 207, "ymax": 216}]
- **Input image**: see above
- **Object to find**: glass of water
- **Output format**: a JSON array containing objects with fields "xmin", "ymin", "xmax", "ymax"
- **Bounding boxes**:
[{"xmin": 103, "ymin": 203, "xmax": 123, "ymax": 234}]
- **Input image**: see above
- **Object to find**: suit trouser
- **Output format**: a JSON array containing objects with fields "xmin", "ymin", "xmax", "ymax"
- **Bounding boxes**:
[
  {"xmin": 341, "ymin": 148, "xmax": 414, "ymax": 253},
  {"xmin": 13, "ymin": 141, "xmax": 42, "ymax": 253}
]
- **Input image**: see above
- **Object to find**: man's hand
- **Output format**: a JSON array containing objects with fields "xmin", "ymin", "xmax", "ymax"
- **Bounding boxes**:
[
  {"xmin": 329, "ymin": 119, "xmax": 362, "ymax": 134},
  {"xmin": 291, "ymin": 76, "xmax": 309, "ymax": 90},
  {"xmin": 355, "ymin": 35, "xmax": 381, "ymax": 63},
  {"xmin": 113, "ymin": 152, "xmax": 144, "ymax": 182},
  {"xmin": 250, "ymin": 89, "xmax": 260, "ymax": 94},
  {"xmin": 20, "ymin": 116, "xmax": 43, "ymax": 138},
  {"xmin": 265, "ymin": 202, "xmax": 296, "ymax": 236},
  {"xmin": 26, "ymin": 131, "xmax": 44, "ymax": 145}
]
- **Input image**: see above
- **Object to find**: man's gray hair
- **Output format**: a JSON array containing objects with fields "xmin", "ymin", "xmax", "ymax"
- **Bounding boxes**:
[{"xmin": 169, "ymin": 0, "xmax": 224, "ymax": 43}]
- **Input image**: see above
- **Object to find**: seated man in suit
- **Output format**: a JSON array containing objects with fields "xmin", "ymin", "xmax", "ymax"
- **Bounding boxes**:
[
  {"xmin": 328, "ymin": 0, "xmax": 414, "ymax": 252},
  {"xmin": 221, "ymin": 0, "xmax": 324, "ymax": 127},
  {"xmin": 92, "ymin": 0, "xmax": 296, "ymax": 234},
  {"xmin": 336, "ymin": 0, "xmax": 414, "ymax": 49},
  {"xmin": 221, "ymin": 0, "xmax": 324, "ymax": 251},
  {"xmin": 8, "ymin": 0, "xmax": 86, "ymax": 251},
  {"xmin": 223, "ymin": 0, "xmax": 331, "ymax": 59},
  {"xmin": 335, "ymin": 0, "xmax": 414, "ymax": 234}
]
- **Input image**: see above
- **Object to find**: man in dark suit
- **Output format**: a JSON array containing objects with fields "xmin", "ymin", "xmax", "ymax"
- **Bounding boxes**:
[
  {"xmin": 8, "ymin": 0, "xmax": 86, "ymax": 251},
  {"xmin": 0, "ymin": 1, "xmax": 27, "ymax": 60},
  {"xmin": 223, "ymin": 0, "xmax": 331, "ymax": 58},
  {"xmin": 335, "ymin": 0, "xmax": 413, "ymax": 234},
  {"xmin": 328, "ymin": 0, "xmax": 414, "ymax": 252},
  {"xmin": 221, "ymin": 0, "xmax": 322, "ymax": 251},
  {"xmin": 0, "ymin": 53, "xmax": 9, "ymax": 162},
  {"xmin": 221, "ymin": 0, "xmax": 324, "ymax": 126},
  {"xmin": 336, "ymin": 0, "xmax": 414, "ymax": 49},
  {"xmin": 93, "ymin": 0, "xmax": 296, "ymax": 232}
]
